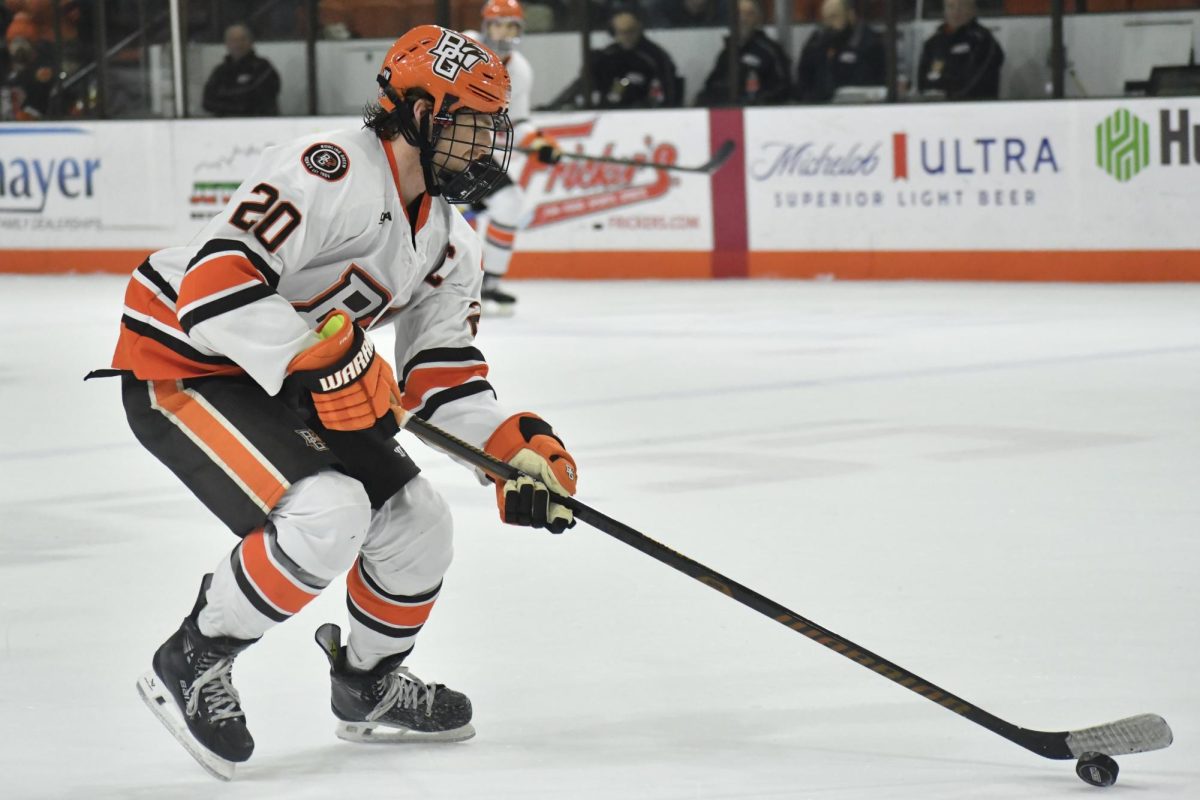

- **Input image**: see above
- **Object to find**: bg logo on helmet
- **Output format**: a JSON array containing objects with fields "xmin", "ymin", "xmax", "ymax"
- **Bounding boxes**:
[{"xmin": 429, "ymin": 30, "xmax": 488, "ymax": 81}]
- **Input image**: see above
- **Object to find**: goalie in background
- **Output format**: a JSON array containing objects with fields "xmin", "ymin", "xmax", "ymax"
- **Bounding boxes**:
[{"xmin": 466, "ymin": 0, "xmax": 561, "ymax": 317}]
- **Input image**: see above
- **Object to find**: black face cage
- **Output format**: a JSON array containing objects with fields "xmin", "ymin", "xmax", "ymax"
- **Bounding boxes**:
[
  {"xmin": 376, "ymin": 75, "xmax": 512, "ymax": 205},
  {"xmin": 428, "ymin": 107, "xmax": 513, "ymax": 205}
]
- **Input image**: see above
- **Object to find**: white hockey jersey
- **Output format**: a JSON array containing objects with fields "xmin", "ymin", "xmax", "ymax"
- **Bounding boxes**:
[
  {"xmin": 464, "ymin": 33, "xmax": 534, "ymax": 140},
  {"xmin": 112, "ymin": 127, "xmax": 509, "ymax": 448},
  {"xmin": 504, "ymin": 49, "xmax": 534, "ymax": 134}
]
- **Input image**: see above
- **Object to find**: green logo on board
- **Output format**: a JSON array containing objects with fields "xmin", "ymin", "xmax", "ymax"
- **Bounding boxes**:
[{"xmin": 1095, "ymin": 109, "xmax": 1151, "ymax": 182}]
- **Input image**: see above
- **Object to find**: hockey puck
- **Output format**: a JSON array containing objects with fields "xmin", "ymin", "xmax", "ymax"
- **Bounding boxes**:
[{"xmin": 1075, "ymin": 752, "xmax": 1119, "ymax": 787}]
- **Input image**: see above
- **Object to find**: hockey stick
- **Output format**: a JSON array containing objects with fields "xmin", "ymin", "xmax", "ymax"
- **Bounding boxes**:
[
  {"xmin": 516, "ymin": 139, "xmax": 736, "ymax": 176},
  {"xmin": 391, "ymin": 407, "xmax": 1173, "ymax": 762}
]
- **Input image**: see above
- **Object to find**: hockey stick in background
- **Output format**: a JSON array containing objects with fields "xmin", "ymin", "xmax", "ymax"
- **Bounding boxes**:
[
  {"xmin": 516, "ymin": 139, "xmax": 736, "ymax": 176},
  {"xmin": 391, "ymin": 405, "xmax": 1172, "ymax": 771}
]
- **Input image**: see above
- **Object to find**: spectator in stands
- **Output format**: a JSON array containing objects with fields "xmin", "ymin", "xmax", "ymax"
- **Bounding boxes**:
[
  {"xmin": 202, "ymin": 23, "xmax": 281, "ymax": 117},
  {"xmin": 651, "ymin": 0, "xmax": 727, "ymax": 28},
  {"xmin": 917, "ymin": 0, "xmax": 1003, "ymax": 100},
  {"xmin": 544, "ymin": 3, "xmax": 680, "ymax": 109},
  {"xmin": 593, "ymin": 4, "xmax": 680, "ymax": 108},
  {"xmin": 317, "ymin": 0, "xmax": 422, "ymax": 39},
  {"xmin": 795, "ymin": 0, "xmax": 884, "ymax": 103},
  {"xmin": 695, "ymin": 0, "xmax": 790, "ymax": 106},
  {"xmin": 521, "ymin": 0, "xmax": 577, "ymax": 30},
  {"xmin": 0, "ymin": 11, "xmax": 54, "ymax": 120},
  {"xmin": 3, "ymin": 0, "xmax": 85, "ymax": 55},
  {"xmin": 0, "ymin": 7, "xmax": 12, "ymax": 78}
]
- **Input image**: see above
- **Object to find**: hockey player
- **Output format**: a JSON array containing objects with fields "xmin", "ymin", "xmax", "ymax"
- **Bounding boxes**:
[
  {"xmin": 102, "ymin": 25, "xmax": 579, "ymax": 780},
  {"xmin": 466, "ymin": 0, "xmax": 559, "ymax": 316}
]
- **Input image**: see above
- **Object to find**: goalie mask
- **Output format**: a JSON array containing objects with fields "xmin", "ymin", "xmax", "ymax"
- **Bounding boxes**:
[
  {"xmin": 376, "ymin": 25, "xmax": 513, "ymax": 204},
  {"xmin": 480, "ymin": 0, "xmax": 525, "ymax": 58}
]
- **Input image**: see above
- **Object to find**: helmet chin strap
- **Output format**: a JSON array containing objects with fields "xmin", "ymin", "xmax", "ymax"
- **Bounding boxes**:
[
  {"xmin": 377, "ymin": 76, "xmax": 444, "ymax": 198},
  {"xmin": 373, "ymin": 75, "xmax": 509, "ymax": 204}
]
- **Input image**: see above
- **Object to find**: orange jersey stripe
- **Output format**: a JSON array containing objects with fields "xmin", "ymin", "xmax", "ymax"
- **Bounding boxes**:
[
  {"xmin": 383, "ymin": 139, "xmax": 432, "ymax": 234},
  {"xmin": 400, "ymin": 363, "xmax": 489, "ymax": 411},
  {"xmin": 113, "ymin": 326, "xmax": 244, "ymax": 379},
  {"xmin": 177, "ymin": 254, "xmax": 265, "ymax": 311},
  {"xmin": 346, "ymin": 562, "xmax": 437, "ymax": 628},
  {"xmin": 239, "ymin": 530, "xmax": 319, "ymax": 615},
  {"xmin": 485, "ymin": 223, "xmax": 516, "ymax": 245},
  {"xmin": 125, "ymin": 278, "xmax": 184, "ymax": 332},
  {"xmin": 150, "ymin": 380, "xmax": 289, "ymax": 511}
]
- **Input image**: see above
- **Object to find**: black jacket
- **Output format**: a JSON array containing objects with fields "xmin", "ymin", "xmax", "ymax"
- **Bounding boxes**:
[
  {"xmin": 593, "ymin": 36, "xmax": 680, "ymax": 108},
  {"xmin": 202, "ymin": 50, "xmax": 281, "ymax": 117},
  {"xmin": 796, "ymin": 22, "xmax": 885, "ymax": 103},
  {"xmin": 697, "ymin": 29, "xmax": 791, "ymax": 106},
  {"xmin": 917, "ymin": 18, "xmax": 1004, "ymax": 100},
  {"xmin": 1, "ymin": 58, "xmax": 54, "ymax": 120},
  {"xmin": 651, "ymin": 0, "xmax": 727, "ymax": 28}
]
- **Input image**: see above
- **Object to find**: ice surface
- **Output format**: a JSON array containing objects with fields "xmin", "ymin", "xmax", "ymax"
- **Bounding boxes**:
[{"xmin": 1, "ymin": 276, "xmax": 1197, "ymax": 799}]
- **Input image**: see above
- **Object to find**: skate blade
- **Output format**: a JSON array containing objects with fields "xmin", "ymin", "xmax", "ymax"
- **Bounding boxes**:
[
  {"xmin": 480, "ymin": 300, "xmax": 516, "ymax": 318},
  {"xmin": 136, "ymin": 671, "xmax": 237, "ymax": 781},
  {"xmin": 335, "ymin": 720, "xmax": 476, "ymax": 744}
]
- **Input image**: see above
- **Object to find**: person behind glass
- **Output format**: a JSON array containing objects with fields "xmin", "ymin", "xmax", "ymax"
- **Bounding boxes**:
[
  {"xmin": 594, "ymin": 5, "xmax": 679, "ymax": 108},
  {"xmin": 695, "ymin": 0, "xmax": 790, "ymax": 106},
  {"xmin": 202, "ymin": 23, "xmax": 281, "ymax": 117},
  {"xmin": 0, "ymin": 12, "xmax": 53, "ymax": 121},
  {"xmin": 917, "ymin": 0, "xmax": 1003, "ymax": 100},
  {"xmin": 651, "ymin": 0, "xmax": 727, "ymax": 28},
  {"xmin": 795, "ymin": 0, "xmax": 884, "ymax": 104}
]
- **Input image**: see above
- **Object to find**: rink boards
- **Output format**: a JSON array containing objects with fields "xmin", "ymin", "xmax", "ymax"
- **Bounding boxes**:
[{"xmin": 0, "ymin": 97, "xmax": 1197, "ymax": 280}]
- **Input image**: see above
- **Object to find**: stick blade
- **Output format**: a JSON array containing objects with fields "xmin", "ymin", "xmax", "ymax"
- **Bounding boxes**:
[
  {"xmin": 704, "ymin": 140, "xmax": 737, "ymax": 174},
  {"xmin": 1066, "ymin": 713, "xmax": 1173, "ymax": 757}
]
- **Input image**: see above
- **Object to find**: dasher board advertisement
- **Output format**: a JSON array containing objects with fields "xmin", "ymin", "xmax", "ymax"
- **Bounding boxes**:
[
  {"xmin": 744, "ymin": 98, "xmax": 1200, "ymax": 252},
  {"xmin": 516, "ymin": 109, "xmax": 714, "ymax": 252}
]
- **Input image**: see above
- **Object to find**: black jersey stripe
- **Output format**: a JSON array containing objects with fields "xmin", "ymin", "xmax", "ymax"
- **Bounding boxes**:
[
  {"xmin": 357, "ymin": 561, "xmax": 441, "ymax": 605},
  {"xmin": 179, "ymin": 283, "xmax": 277, "ymax": 333},
  {"xmin": 136, "ymin": 260, "xmax": 178, "ymax": 302},
  {"xmin": 120, "ymin": 314, "xmax": 237, "ymax": 366},
  {"xmin": 413, "ymin": 380, "xmax": 496, "ymax": 421},
  {"xmin": 401, "ymin": 346, "xmax": 486, "ymax": 383},
  {"xmin": 187, "ymin": 238, "xmax": 280, "ymax": 288},
  {"xmin": 347, "ymin": 596, "xmax": 424, "ymax": 639},
  {"xmin": 266, "ymin": 528, "xmax": 329, "ymax": 592}
]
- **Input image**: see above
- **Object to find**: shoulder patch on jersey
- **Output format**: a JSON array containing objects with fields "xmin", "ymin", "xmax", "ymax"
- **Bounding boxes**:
[{"xmin": 301, "ymin": 142, "xmax": 350, "ymax": 182}]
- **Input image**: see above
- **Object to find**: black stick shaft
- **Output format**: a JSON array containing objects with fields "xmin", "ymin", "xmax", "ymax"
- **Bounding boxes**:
[
  {"xmin": 398, "ymin": 411, "xmax": 1069, "ymax": 759},
  {"xmin": 518, "ymin": 140, "xmax": 735, "ymax": 175}
]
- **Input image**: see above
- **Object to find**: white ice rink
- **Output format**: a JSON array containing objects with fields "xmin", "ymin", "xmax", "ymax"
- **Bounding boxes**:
[{"xmin": 2, "ymin": 276, "xmax": 1197, "ymax": 799}]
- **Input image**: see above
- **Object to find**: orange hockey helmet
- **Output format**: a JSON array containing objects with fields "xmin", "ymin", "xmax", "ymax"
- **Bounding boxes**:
[
  {"xmin": 480, "ymin": 0, "xmax": 524, "ymax": 57},
  {"xmin": 375, "ymin": 25, "xmax": 513, "ymax": 204}
]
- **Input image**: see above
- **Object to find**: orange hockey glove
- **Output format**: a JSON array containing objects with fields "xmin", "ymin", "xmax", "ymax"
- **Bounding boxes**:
[
  {"xmin": 484, "ymin": 413, "xmax": 578, "ymax": 533},
  {"xmin": 520, "ymin": 130, "xmax": 562, "ymax": 165},
  {"xmin": 287, "ymin": 311, "xmax": 400, "ymax": 432}
]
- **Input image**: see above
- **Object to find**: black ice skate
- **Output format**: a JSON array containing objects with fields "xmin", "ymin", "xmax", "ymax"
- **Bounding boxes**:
[
  {"xmin": 481, "ymin": 273, "xmax": 517, "ymax": 317},
  {"xmin": 136, "ymin": 574, "xmax": 257, "ymax": 781},
  {"xmin": 314, "ymin": 622, "xmax": 475, "ymax": 743}
]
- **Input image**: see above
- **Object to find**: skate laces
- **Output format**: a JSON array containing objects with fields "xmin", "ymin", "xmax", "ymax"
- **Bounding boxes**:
[
  {"xmin": 367, "ymin": 666, "xmax": 437, "ymax": 721},
  {"xmin": 184, "ymin": 654, "xmax": 244, "ymax": 723}
]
